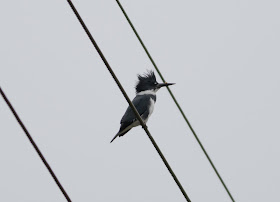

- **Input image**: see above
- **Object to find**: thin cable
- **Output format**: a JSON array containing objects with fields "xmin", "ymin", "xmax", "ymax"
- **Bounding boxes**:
[
  {"xmin": 0, "ymin": 87, "xmax": 72, "ymax": 202},
  {"xmin": 65, "ymin": 0, "xmax": 191, "ymax": 201},
  {"xmin": 115, "ymin": 1, "xmax": 235, "ymax": 201}
]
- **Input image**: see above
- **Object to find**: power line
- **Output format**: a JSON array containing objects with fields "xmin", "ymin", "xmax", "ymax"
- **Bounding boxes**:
[
  {"xmin": 114, "ymin": 1, "xmax": 235, "ymax": 201},
  {"xmin": 65, "ymin": 0, "xmax": 191, "ymax": 201},
  {"xmin": 0, "ymin": 87, "xmax": 72, "ymax": 202}
]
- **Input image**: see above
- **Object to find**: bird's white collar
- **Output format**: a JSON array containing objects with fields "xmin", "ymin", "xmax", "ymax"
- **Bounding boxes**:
[{"xmin": 137, "ymin": 89, "xmax": 157, "ymax": 95}]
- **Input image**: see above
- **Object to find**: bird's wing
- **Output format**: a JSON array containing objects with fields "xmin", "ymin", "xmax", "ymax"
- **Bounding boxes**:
[
  {"xmin": 120, "ymin": 95, "xmax": 151, "ymax": 124},
  {"xmin": 110, "ymin": 95, "xmax": 152, "ymax": 143}
]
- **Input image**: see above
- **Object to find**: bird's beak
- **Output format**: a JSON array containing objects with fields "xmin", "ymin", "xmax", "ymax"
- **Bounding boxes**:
[{"xmin": 157, "ymin": 82, "xmax": 175, "ymax": 88}]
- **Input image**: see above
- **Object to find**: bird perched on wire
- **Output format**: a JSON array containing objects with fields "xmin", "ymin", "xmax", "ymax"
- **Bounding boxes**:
[{"xmin": 110, "ymin": 71, "xmax": 174, "ymax": 143}]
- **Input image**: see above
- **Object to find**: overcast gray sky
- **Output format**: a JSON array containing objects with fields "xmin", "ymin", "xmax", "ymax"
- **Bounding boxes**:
[{"xmin": 1, "ymin": 0, "xmax": 280, "ymax": 201}]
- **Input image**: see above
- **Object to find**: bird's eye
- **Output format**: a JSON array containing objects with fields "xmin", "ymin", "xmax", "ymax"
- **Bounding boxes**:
[{"xmin": 154, "ymin": 82, "xmax": 158, "ymax": 85}]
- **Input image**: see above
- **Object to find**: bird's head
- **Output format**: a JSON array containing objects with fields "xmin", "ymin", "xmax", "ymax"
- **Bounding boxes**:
[{"xmin": 135, "ymin": 71, "xmax": 175, "ymax": 94}]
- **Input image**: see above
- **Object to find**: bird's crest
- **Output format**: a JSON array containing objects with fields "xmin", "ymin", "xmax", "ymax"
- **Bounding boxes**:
[{"xmin": 135, "ymin": 71, "xmax": 157, "ymax": 93}]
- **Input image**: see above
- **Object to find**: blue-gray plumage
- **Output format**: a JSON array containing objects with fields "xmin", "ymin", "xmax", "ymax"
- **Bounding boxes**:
[{"xmin": 110, "ymin": 71, "xmax": 174, "ymax": 143}]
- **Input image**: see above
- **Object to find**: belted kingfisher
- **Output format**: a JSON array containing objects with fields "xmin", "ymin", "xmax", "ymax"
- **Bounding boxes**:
[{"xmin": 110, "ymin": 71, "xmax": 174, "ymax": 143}]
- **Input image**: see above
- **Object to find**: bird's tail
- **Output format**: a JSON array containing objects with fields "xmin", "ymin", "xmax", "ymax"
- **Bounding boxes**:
[
  {"xmin": 110, "ymin": 129, "xmax": 131, "ymax": 143},
  {"xmin": 110, "ymin": 132, "xmax": 120, "ymax": 143}
]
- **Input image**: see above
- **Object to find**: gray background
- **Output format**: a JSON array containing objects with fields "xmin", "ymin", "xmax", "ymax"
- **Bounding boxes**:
[{"xmin": 0, "ymin": 0, "xmax": 279, "ymax": 201}]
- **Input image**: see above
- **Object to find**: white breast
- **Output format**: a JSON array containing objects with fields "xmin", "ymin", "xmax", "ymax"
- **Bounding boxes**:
[{"xmin": 144, "ymin": 98, "xmax": 155, "ymax": 123}]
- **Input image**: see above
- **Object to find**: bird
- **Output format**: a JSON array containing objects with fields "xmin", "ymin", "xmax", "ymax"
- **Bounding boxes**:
[{"xmin": 110, "ymin": 71, "xmax": 174, "ymax": 143}]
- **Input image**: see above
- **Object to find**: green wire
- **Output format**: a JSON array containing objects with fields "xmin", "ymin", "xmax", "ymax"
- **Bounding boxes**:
[{"xmin": 115, "ymin": 1, "xmax": 235, "ymax": 201}]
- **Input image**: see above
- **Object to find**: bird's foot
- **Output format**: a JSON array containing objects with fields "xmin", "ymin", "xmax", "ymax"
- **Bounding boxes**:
[{"xmin": 142, "ymin": 125, "xmax": 148, "ymax": 129}]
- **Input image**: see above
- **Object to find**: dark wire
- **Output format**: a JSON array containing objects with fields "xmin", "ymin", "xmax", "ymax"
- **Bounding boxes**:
[
  {"xmin": 0, "ymin": 87, "xmax": 72, "ymax": 202},
  {"xmin": 65, "ymin": 0, "xmax": 191, "ymax": 201},
  {"xmin": 115, "ymin": 1, "xmax": 235, "ymax": 201}
]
